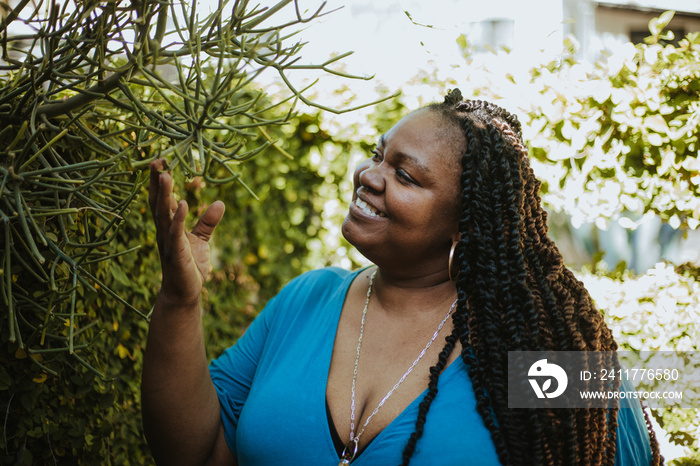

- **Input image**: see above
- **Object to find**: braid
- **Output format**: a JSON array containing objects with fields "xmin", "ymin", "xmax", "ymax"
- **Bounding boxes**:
[
  {"xmin": 400, "ymin": 329, "xmax": 458, "ymax": 465},
  {"xmin": 399, "ymin": 89, "xmax": 662, "ymax": 465}
]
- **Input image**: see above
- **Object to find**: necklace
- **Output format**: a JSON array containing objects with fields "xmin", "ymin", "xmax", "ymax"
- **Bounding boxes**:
[{"xmin": 338, "ymin": 270, "xmax": 457, "ymax": 465}]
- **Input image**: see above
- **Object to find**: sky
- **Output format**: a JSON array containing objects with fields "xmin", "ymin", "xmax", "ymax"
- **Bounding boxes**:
[
  {"xmin": 240, "ymin": 0, "xmax": 485, "ymax": 113},
  {"xmin": 295, "ymin": 1, "xmax": 476, "ymax": 87},
  {"xmin": 245, "ymin": 0, "xmax": 573, "ymax": 123}
]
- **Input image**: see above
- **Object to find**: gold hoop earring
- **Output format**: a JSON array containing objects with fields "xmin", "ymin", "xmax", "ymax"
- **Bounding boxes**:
[{"xmin": 448, "ymin": 241, "xmax": 458, "ymax": 282}]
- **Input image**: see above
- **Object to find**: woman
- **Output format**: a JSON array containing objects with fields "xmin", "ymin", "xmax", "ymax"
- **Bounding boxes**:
[{"xmin": 142, "ymin": 89, "xmax": 660, "ymax": 465}]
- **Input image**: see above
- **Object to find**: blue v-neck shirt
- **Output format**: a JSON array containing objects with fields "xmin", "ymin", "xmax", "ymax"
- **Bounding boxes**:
[{"xmin": 209, "ymin": 267, "xmax": 653, "ymax": 465}]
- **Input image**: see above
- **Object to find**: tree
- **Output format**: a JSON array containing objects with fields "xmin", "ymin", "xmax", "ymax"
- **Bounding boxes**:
[
  {"xmin": 526, "ymin": 12, "xmax": 700, "ymax": 233},
  {"xmin": 0, "ymin": 0, "xmax": 393, "ymax": 462}
]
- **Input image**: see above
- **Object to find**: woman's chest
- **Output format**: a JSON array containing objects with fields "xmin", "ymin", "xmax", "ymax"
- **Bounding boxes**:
[
  {"xmin": 326, "ymin": 315, "xmax": 461, "ymax": 452},
  {"xmin": 235, "ymin": 312, "xmax": 499, "ymax": 466}
]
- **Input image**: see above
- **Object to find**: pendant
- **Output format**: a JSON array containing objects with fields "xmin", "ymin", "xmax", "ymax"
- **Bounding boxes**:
[{"xmin": 339, "ymin": 438, "xmax": 359, "ymax": 465}]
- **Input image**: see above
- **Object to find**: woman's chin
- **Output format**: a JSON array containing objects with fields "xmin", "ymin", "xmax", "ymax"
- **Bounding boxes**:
[
  {"xmin": 340, "ymin": 215, "xmax": 358, "ymax": 247},
  {"xmin": 341, "ymin": 217, "xmax": 372, "ymax": 259}
]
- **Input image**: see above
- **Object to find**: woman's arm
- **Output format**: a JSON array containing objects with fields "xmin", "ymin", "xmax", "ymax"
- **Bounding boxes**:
[{"xmin": 141, "ymin": 159, "xmax": 235, "ymax": 465}]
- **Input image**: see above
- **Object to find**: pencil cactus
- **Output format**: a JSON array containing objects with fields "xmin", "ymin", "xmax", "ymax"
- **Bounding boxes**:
[{"xmin": 0, "ymin": 0, "xmax": 382, "ymax": 376}]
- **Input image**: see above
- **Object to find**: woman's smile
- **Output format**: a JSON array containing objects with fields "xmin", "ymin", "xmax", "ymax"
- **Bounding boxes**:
[
  {"xmin": 351, "ymin": 190, "xmax": 387, "ymax": 219},
  {"xmin": 352, "ymin": 197, "xmax": 386, "ymax": 218}
]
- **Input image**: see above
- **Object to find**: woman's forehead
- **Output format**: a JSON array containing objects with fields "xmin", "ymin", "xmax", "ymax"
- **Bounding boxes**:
[
  {"xmin": 379, "ymin": 110, "xmax": 463, "ymax": 176},
  {"xmin": 382, "ymin": 109, "xmax": 458, "ymax": 144}
]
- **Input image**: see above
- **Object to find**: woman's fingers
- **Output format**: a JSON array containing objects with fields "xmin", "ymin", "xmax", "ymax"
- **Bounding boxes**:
[
  {"xmin": 147, "ymin": 159, "xmax": 213, "ymax": 302},
  {"xmin": 169, "ymin": 200, "xmax": 189, "ymax": 240},
  {"xmin": 191, "ymin": 201, "xmax": 225, "ymax": 242},
  {"xmin": 148, "ymin": 161, "xmax": 160, "ymax": 214},
  {"xmin": 149, "ymin": 159, "xmax": 176, "ymax": 225},
  {"xmin": 148, "ymin": 159, "xmax": 224, "ymax": 269},
  {"xmin": 148, "ymin": 159, "xmax": 168, "ymax": 215},
  {"xmin": 155, "ymin": 171, "xmax": 176, "ymax": 234}
]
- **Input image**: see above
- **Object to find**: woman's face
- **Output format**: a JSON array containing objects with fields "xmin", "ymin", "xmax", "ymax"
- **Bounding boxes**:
[{"xmin": 342, "ymin": 108, "xmax": 464, "ymax": 274}]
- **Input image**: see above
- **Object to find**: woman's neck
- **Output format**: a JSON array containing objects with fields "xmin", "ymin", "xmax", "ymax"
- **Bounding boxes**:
[{"xmin": 370, "ymin": 267, "xmax": 457, "ymax": 320}]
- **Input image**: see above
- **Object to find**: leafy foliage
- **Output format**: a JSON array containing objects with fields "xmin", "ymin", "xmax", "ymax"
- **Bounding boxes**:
[
  {"xmin": 0, "ymin": 0, "xmax": 393, "ymax": 462},
  {"xmin": 0, "ymin": 100, "xmax": 374, "ymax": 463},
  {"xmin": 525, "ymin": 11, "xmax": 700, "ymax": 231},
  {"xmin": 579, "ymin": 263, "xmax": 700, "ymax": 460},
  {"xmin": 1, "ymin": 196, "xmax": 156, "ymax": 464},
  {"xmin": 0, "ymin": 0, "xmax": 389, "ymax": 375}
]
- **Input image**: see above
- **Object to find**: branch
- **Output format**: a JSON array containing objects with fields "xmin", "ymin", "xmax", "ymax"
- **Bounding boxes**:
[
  {"xmin": 33, "ymin": 69, "xmax": 129, "ymax": 119},
  {"xmin": 0, "ymin": 0, "xmax": 32, "ymax": 34}
]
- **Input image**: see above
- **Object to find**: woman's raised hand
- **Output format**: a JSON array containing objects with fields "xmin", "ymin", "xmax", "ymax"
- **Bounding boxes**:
[
  {"xmin": 144, "ymin": 160, "xmax": 233, "ymax": 465},
  {"xmin": 148, "ymin": 159, "xmax": 225, "ymax": 307}
]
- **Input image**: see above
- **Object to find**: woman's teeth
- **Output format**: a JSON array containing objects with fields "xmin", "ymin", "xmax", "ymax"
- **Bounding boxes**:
[{"xmin": 355, "ymin": 198, "xmax": 385, "ymax": 218}]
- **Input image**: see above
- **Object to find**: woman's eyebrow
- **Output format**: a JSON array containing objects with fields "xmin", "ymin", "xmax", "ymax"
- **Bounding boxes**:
[
  {"xmin": 395, "ymin": 152, "xmax": 432, "ymax": 176},
  {"xmin": 377, "ymin": 134, "xmax": 432, "ymax": 176}
]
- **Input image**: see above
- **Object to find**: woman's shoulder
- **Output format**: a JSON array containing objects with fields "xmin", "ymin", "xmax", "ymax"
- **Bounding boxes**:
[
  {"xmin": 268, "ymin": 266, "xmax": 361, "ymax": 310},
  {"xmin": 615, "ymin": 378, "xmax": 655, "ymax": 466},
  {"xmin": 277, "ymin": 266, "xmax": 359, "ymax": 297},
  {"xmin": 291, "ymin": 266, "xmax": 357, "ymax": 284}
]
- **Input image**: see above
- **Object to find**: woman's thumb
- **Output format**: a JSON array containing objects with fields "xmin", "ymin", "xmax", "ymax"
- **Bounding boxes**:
[{"xmin": 191, "ymin": 201, "xmax": 225, "ymax": 241}]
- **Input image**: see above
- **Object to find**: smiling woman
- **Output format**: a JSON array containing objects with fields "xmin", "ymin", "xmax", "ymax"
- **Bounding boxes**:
[
  {"xmin": 341, "ymin": 109, "xmax": 461, "ymax": 278},
  {"xmin": 141, "ymin": 89, "xmax": 661, "ymax": 465}
]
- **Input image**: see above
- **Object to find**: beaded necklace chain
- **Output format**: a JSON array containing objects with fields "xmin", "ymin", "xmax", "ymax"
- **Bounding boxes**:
[{"xmin": 338, "ymin": 270, "xmax": 457, "ymax": 465}]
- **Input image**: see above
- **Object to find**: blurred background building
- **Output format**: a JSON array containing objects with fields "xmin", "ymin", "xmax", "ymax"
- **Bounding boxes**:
[{"xmin": 454, "ymin": 0, "xmax": 700, "ymax": 59}]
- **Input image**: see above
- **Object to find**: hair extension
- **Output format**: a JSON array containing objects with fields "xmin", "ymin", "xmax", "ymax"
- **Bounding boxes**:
[
  {"xmin": 400, "ymin": 329, "xmax": 458, "ymax": 464},
  {"xmin": 399, "ymin": 89, "xmax": 662, "ymax": 465}
]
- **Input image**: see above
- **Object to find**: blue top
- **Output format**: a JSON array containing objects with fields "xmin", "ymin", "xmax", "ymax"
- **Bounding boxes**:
[{"xmin": 209, "ymin": 267, "xmax": 653, "ymax": 465}]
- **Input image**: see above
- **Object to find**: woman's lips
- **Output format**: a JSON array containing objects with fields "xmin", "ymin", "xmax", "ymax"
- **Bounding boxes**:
[{"xmin": 352, "ymin": 197, "xmax": 386, "ymax": 218}]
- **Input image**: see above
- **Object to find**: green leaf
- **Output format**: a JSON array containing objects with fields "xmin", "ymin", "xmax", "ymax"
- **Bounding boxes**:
[
  {"xmin": 456, "ymin": 34, "xmax": 468, "ymax": 51},
  {"xmin": 109, "ymin": 266, "xmax": 131, "ymax": 287},
  {"xmin": 649, "ymin": 11, "xmax": 675, "ymax": 37},
  {"xmin": 657, "ymin": 11, "xmax": 675, "ymax": 32}
]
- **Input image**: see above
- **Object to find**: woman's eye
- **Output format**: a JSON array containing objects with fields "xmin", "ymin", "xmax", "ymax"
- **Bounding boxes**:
[
  {"xmin": 396, "ymin": 169, "xmax": 416, "ymax": 185},
  {"xmin": 371, "ymin": 150, "xmax": 418, "ymax": 186}
]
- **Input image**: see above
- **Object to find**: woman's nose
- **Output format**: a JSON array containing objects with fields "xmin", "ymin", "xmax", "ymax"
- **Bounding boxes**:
[{"xmin": 359, "ymin": 163, "xmax": 385, "ymax": 193}]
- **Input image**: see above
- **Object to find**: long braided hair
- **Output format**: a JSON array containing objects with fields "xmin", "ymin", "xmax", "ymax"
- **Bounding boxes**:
[{"xmin": 399, "ymin": 89, "xmax": 662, "ymax": 465}]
